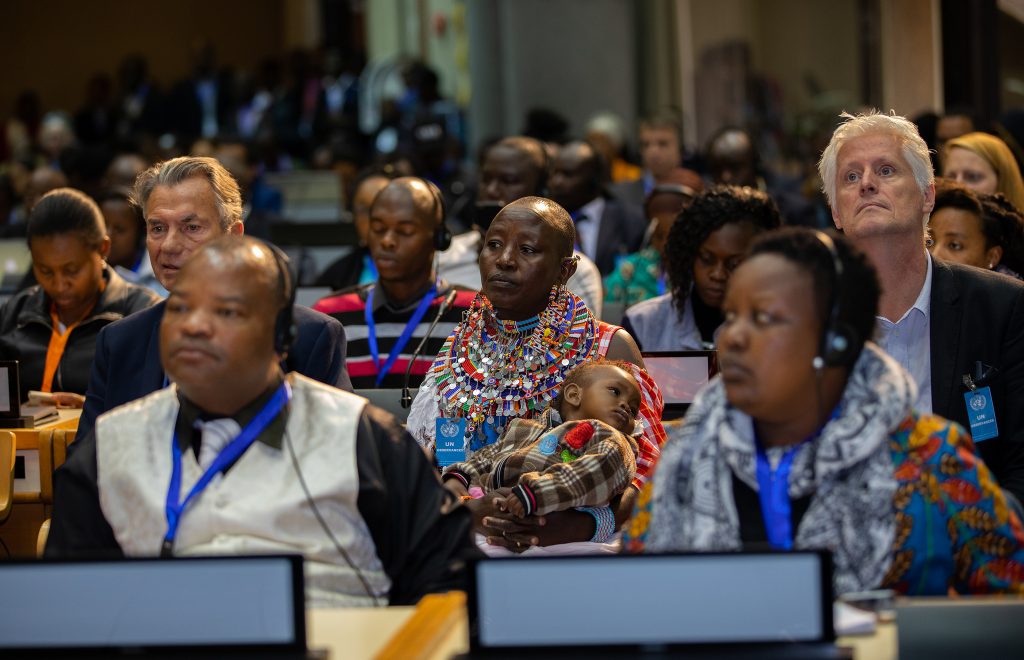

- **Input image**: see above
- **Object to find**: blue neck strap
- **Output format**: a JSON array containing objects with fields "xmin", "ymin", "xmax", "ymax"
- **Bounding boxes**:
[
  {"xmin": 364, "ymin": 281, "xmax": 438, "ymax": 387},
  {"xmin": 755, "ymin": 443, "xmax": 803, "ymax": 550},
  {"xmin": 642, "ymin": 173, "xmax": 655, "ymax": 196},
  {"xmin": 754, "ymin": 408, "xmax": 839, "ymax": 550},
  {"xmin": 360, "ymin": 253, "xmax": 378, "ymax": 285},
  {"xmin": 162, "ymin": 381, "xmax": 291, "ymax": 555}
]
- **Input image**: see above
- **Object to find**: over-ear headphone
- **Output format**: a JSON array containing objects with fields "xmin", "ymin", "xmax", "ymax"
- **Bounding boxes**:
[
  {"xmin": 424, "ymin": 179, "xmax": 451, "ymax": 251},
  {"xmin": 264, "ymin": 241, "xmax": 297, "ymax": 355},
  {"xmin": 812, "ymin": 231, "xmax": 857, "ymax": 370}
]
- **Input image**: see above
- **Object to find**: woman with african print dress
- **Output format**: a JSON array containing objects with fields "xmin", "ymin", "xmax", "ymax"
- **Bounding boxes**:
[
  {"xmin": 408, "ymin": 196, "xmax": 666, "ymax": 553},
  {"xmin": 625, "ymin": 228, "xmax": 1024, "ymax": 595}
]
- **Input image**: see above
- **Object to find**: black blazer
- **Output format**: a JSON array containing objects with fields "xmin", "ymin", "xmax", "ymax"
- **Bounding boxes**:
[
  {"xmin": 929, "ymin": 257, "xmax": 1024, "ymax": 502},
  {"xmin": 0, "ymin": 267, "xmax": 159, "ymax": 400},
  {"xmin": 592, "ymin": 195, "xmax": 647, "ymax": 275},
  {"xmin": 609, "ymin": 178, "xmax": 645, "ymax": 210},
  {"xmin": 76, "ymin": 301, "xmax": 353, "ymax": 444}
]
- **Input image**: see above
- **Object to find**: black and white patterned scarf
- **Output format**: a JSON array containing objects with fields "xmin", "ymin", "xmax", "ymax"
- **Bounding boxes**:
[{"xmin": 645, "ymin": 343, "xmax": 916, "ymax": 595}]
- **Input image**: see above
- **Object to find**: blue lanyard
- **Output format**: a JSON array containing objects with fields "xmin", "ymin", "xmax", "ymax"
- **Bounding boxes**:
[
  {"xmin": 656, "ymin": 273, "xmax": 667, "ymax": 295},
  {"xmin": 754, "ymin": 443, "xmax": 803, "ymax": 550},
  {"xmin": 364, "ymin": 282, "xmax": 438, "ymax": 387},
  {"xmin": 753, "ymin": 407, "xmax": 840, "ymax": 550},
  {"xmin": 360, "ymin": 253, "xmax": 378, "ymax": 285},
  {"xmin": 642, "ymin": 173, "xmax": 655, "ymax": 197},
  {"xmin": 162, "ymin": 381, "xmax": 292, "ymax": 556}
]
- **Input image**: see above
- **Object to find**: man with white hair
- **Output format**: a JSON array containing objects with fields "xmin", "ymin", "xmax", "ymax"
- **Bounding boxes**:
[{"xmin": 820, "ymin": 111, "xmax": 1024, "ymax": 504}]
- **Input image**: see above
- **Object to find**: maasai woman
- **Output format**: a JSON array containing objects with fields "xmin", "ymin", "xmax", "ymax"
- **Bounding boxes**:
[{"xmin": 408, "ymin": 196, "xmax": 665, "ymax": 551}]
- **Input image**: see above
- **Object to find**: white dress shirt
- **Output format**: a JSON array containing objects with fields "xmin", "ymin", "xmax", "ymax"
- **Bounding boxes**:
[
  {"xmin": 875, "ymin": 254, "xmax": 933, "ymax": 413},
  {"xmin": 573, "ymin": 196, "xmax": 606, "ymax": 263}
]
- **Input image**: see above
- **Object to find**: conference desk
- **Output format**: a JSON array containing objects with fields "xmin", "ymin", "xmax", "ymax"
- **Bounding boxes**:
[
  {"xmin": 1, "ymin": 409, "xmax": 80, "ymax": 557},
  {"xmin": 307, "ymin": 592, "xmax": 897, "ymax": 660}
]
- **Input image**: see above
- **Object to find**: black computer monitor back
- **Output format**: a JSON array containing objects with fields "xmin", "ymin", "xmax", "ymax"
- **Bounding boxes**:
[
  {"xmin": 0, "ymin": 554, "xmax": 308, "ymax": 658},
  {"xmin": 465, "ymin": 550, "xmax": 837, "ymax": 658}
]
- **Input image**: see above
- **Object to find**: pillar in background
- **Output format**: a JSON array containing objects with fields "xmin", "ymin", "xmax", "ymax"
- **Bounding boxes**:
[{"xmin": 879, "ymin": 0, "xmax": 943, "ymax": 116}]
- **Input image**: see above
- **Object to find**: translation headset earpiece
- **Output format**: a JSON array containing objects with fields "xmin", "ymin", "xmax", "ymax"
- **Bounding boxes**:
[
  {"xmin": 424, "ymin": 179, "xmax": 452, "ymax": 251},
  {"xmin": 812, "ymin": 231, "xmax": 857, "ymax": 370},
  {"xmin": 264, "ymin": 242, "xmax": 298, "ymax": 355}
]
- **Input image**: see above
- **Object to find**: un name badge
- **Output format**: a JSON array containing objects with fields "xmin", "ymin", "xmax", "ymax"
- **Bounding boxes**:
[
  {"xmin": 963, "ymin": 386, "xmax": 998, "ymax": 442},
  {"xmin": 435, "ymin": 417, "xmax": 467, "ymax": 467},
  {"xmin": 538, "ymin": 433, "xmax": 559, "ymax": 455}
]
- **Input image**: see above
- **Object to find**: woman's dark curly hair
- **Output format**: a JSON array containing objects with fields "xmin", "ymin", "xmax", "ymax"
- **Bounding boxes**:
[
  {"xmin": 978, "ymin": 193, "xmax": 1024, "ymax": 275},
  {"xmin": 664, "ymin": 185, "xmax": 781, "ymax": 319},
  {"xmin": 932, "ymin": 178, "xmax": 983, "ymax": 217},
  {"xmin": 932, "ymin": 181, "xmax": 1024, "ymax": 274},
  {"xmin": 748, "ymin": 227, "xmax": 880, "ymax": 369}
]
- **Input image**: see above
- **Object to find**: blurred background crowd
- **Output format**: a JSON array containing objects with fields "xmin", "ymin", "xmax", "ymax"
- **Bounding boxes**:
[{"xmin": 1, "ymin": 0, "xmax": 1023, "ymax": 289}]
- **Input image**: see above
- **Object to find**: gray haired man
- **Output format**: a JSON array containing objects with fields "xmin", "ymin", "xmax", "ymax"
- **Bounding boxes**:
[
  {"xmin": 820, "ymin": 111, "xmax": 1024, "ymax": 505},
  {"xmin": 76, "ymin": 157, "xmax": 352, "ymax": 442}
]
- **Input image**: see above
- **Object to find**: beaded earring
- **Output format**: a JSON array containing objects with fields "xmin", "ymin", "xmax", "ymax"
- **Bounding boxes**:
[{"xmin": 546, "ymin": 284, "xmax": 561, "ymax": 307}]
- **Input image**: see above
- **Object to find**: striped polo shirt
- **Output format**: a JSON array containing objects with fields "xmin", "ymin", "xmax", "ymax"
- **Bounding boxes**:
[{"xmin": 313, "ymin": 281, "xmax": 476, "ymax": 389}]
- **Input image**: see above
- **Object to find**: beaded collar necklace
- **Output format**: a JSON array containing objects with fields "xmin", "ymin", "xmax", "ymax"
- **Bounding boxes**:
[{"xmin": 431, "ymin": 288, "xmax": 598, "ymax": 435}]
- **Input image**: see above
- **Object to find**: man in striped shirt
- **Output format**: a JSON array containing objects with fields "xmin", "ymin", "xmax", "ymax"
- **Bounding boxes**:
[{"xmin": 314, "ymin": 177, "xmax": 475, "ymax": 389}]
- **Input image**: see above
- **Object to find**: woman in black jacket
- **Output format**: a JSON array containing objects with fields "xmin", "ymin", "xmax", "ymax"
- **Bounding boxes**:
[{"xmin": 0, "ymin": 188, "xmax": 159, "ymax": 406}]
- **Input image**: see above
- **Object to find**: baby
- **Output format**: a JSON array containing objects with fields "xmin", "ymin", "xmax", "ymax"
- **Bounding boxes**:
[{"xmin": 442, "ymin": 360, "xmax": 641, "ymax": 518}]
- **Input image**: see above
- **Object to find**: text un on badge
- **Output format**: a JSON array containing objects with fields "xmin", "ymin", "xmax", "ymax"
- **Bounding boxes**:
[
  {"xmin": 963, "ymin": 386, "xmax": 998, "ymax": 442},
  {"xmin": 435, "ymin": 417, "xmax": 467, "ymax": 467}
]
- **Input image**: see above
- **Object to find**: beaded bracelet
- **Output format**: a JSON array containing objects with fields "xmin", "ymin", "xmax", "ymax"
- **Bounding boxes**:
[{"xmin": 577, "ymin": 505, "xmax": 616, "ymax": 543}]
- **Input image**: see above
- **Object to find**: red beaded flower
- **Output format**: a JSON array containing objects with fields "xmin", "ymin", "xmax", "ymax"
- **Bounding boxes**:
[{"xmin": 564, "ymin": 421, "xmax": 595, "ymax": 450}]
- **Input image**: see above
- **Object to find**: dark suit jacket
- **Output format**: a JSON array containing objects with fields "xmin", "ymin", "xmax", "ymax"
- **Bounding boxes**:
[
  {"xmin": 590, "ymin": 195, "xmax": 647, "ymax": 275},
  {"xmin": 76, "ymin": 301, "xmax": 353, "ymax": 444},
  {"xmin": 167, "ymin": 75, "xmax": 233, "ymax": 141},
  {"xmin": 609, "ymin": 178, "xmax": 645, "ymax": 213},
  {"xmin": 929, "ymin": 258, "xmax": 1024, "ymax": 502}
]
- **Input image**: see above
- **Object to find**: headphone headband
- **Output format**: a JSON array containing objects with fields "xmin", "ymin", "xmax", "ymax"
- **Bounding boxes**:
[
  {"xmin": 812, "ymin": 231, "xmax": 855, "ymax": 370},
  {"xmin": 264, "ymin": 241, "xmax": 297, "ymax": 355},
  {"xmin": 422, "ymin": 179, "xmax": 451, "ymax": 252}
]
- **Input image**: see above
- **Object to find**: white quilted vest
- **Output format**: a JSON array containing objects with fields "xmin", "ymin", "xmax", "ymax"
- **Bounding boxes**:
[{"xmin": 97, "ymin": 373, "xmax": 391, "ymax": 607}]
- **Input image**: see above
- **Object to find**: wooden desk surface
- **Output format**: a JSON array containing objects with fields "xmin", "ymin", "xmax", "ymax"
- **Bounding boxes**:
[
  {"xmin": 308, "ymin": 593, "xmax": 466, "ymax": 660},
  {"xmin": 308, "ymin": 605, "xmax": 416, "ymax": 658},
  {"xmin": 12, "ymin": 409, "xmax": 81, "ymax": 450},
  {"xmin": 308, "ymin": 594, "xmax": 895, "ymax": 660},
  {"xmin": 3, "ymin": 409, "xmax": 81, "ymax": 556}
]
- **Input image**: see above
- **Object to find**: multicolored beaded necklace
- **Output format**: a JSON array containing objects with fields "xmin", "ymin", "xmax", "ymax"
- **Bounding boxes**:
[{"xmin": 430, "ymin": 287, "xmax": 598, "ymax": 446}]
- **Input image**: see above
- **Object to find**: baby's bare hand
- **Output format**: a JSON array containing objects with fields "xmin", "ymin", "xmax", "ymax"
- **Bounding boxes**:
[{"xmin": 499, "ymin": 494, "xmax": 526, "ymax": 518}]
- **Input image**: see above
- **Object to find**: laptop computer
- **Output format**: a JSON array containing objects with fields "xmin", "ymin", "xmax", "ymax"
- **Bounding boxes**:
[
  {"xmin": 464, "ymin": 550, "xmax": 846, "ymax": 659},
  {"xmin": 641, "ymin": 350, "xmax": 718, "ymax": 420},
  {"xmin": 0, "ymin": 554, "xmax": 321, "ymax": 658},
  {"xmin": 0, "ymin": 361, "xmax": 59, "ymax": 428},
  {"xmin": 897, "ymin": 597, "xmax": 1024, "ymax": 660},
  {"xmin": 296, "ymin": 286, "xmax": 332, "ymax": 309},
  {"xmin": 355, "ymin": 388, "xmax": 410, "ymax": 423}
]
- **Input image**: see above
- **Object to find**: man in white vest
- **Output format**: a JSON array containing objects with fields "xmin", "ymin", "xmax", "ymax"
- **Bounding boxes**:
[{"xmin": 46, "ymin": 236, "xmax": 475, "ymax": 607}]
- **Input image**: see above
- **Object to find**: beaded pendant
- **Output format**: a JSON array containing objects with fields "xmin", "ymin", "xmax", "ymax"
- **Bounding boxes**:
[{"xmin": 431, "ymin": 289, "xmax": 598, "ymax": 438}]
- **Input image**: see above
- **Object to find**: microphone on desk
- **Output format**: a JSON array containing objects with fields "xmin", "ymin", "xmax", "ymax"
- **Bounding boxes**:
[{"xmin": 402, "ymin": 288, "xmax": 458, "ymax": 409}]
